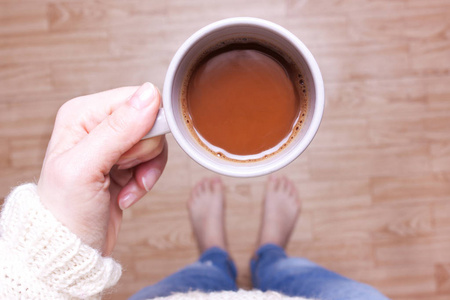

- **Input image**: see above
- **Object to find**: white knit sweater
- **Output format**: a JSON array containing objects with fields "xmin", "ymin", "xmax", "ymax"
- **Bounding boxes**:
[{"xmin": 0, "ymin": 184, "xmax": 312, "ymax": 300}]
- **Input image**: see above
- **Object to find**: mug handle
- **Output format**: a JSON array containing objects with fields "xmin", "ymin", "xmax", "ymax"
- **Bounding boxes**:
[{"xmin": 142, "ymin": 108, "xmax": 171, "ymax": 139}]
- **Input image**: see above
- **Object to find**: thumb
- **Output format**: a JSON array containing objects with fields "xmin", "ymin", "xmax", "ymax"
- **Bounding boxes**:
[{"xmin": 74, "ymin": 82, "xmax": 161, "ymax": 174}]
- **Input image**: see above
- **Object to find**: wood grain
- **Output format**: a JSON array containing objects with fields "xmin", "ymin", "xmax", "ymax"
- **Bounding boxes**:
[{"xmin": 1, "ymin": 0, "xmax": 450, "ymax": 299}]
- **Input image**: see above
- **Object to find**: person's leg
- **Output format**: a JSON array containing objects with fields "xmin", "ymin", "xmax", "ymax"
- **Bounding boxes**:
[
  {"xmin": 129, "ymin": 247, "xmax": 237, "ymax": 300},
  {"xmin": 250, "ymin": 176, "xmax": 389, "ymax": 300},
  {"xmin": 251, "ymin": 244, "xmax": 389, "ymax": 300},
  {"xmin": 130, "ymin": 178, "xmax": 237, "ymax": 300}
]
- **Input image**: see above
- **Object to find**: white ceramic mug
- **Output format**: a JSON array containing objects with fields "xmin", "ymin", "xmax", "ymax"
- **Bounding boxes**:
[{"xmin": 143, "ymin": 17, "xmax": 324, "ymax": 177}]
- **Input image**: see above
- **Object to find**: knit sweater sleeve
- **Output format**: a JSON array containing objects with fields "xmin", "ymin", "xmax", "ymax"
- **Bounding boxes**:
[{"xmin": 0, "ymin": 183, "xmax": 122, "ymax": 299}]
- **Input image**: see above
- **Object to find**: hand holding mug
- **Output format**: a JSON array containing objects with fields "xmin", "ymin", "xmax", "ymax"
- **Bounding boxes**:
[{"xmin": 37, "ymin": 83, "xmax": 168, "ymax": 256}]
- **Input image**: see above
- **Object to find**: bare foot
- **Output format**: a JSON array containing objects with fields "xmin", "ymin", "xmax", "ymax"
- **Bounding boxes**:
[
  {"xmin": 257, "ymin": 175, "xmax": 301, "ymax": 249},
  {"xmin": 188, "ymin": 177, "xmax": 227, "ymax": 252}
]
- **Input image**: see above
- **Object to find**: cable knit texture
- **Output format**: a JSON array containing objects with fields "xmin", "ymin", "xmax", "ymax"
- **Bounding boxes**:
[
  {"xmin": 154, "ymin": 290, "xmax": 314, "ymax": 300},
  {"xmin": 0, "ymin": 184, "xmax": 122, "ymax": 299}
]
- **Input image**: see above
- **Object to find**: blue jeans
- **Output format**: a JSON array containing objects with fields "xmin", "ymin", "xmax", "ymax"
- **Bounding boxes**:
[{"xmin": 129, "ymin": 244, "xmax": 389, "ymax": 300}]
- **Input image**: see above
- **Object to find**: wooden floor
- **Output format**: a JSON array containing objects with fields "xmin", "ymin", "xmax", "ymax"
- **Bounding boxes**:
[{"xmin": 1, "ymin": 0, "xmax": 450, "ymax": 299}]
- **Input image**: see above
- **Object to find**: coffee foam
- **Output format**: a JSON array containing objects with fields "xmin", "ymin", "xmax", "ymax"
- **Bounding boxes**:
[{"xmin": 180, "ymin": 38, "xmax": 308, "ymax": 163}]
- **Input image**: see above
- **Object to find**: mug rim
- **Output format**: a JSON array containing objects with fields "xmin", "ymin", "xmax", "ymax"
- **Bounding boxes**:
[{"xmin": 163, "ymin": 17, "xmax": 324, "ymax": 177}]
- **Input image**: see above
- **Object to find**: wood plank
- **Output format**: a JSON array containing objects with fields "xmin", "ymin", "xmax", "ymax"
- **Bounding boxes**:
[
  {"xmin": 47, "ymin": 1, "xmax": 167, "ymax": 32},
  {"xmin": 375, "ymin": 235, "xmax": 450, "ymax": 266},
  {"xmin": 289, "ymin": 239, "xmax": 376, "ymax": 271},
  {"xmin": 371, "ymin": 174, "xmax": 450, "ymax": 204},
  {"xmin": 9, "ymin": 137, "xmax": 47, "ymax": 168},
  {"xmin": 285, "ymin": 0, "xmax": 407, "ymax": 16},
  {"xmin": 309, "ymin": 143, "xmax": 432, "ymax": 180},
  {"xmin": 411, "ymin": 39, "xmax": 450, "ymax": 76},
  {"xmin": 1, "ymin": 1, "xmax": 450, "ymax": 299},
  {"xmin": 312, "ymin": 41, "xmax": 411, "ymax": 83},
  {"xmin": 0, "ymin": 31, "xmax": 111, "ymax": 64},
  {"xmin": 297, "ymin": 179, "xmax": 371, "ymax": 211},
  {"xmin": 431, "ymin": 142, "xmax": 450, "ymax": 173},
  {"xmin": 348, "ymin": 6, "xmax": 449, "ymax": 42},
  {"xmin": 0, "ymin": 139, "xmax": 9, "ymax": 168},
  {"xmin": 0, "ymin": 2, "xmax": 47, "ymax": 36},
  {"xmin": 312, "ymin": 117, "xmax": 370, "ymax": 150},
  {"xmin": 436, "ymin": 263, "xmax": 450, "ymax": 293},
  {"xmin": 324, "ymin": 77, "xmax": 428, "ymax": 119},
  {"xmin": 313, "ymin": 203, "xmax": 434, "ymax": 242},
  {"xmin": 50, "ymin": 57, "xmax": 168, "ymax": 95},
  {"xmin": 0, "ymin": 64, "xmax": 53, "ymax": 96}
]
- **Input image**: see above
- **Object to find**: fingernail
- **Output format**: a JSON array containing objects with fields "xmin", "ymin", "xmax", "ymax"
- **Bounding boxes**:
[
  {"xmin": 130, "ymin": 82, "xmax": 156, "ymax": 110},
  {"xmin": 142, "ymin": 168, "xmax": 161, "ymax": 191},
  {"xmin": 119, "ymin": 193, "xmax": 137, "ymax": 210}
]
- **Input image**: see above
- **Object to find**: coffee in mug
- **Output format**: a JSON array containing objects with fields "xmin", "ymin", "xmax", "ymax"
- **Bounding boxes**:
[{"xmin": 181, "ymin": 41, "xmax": 308, "ymax": 162}]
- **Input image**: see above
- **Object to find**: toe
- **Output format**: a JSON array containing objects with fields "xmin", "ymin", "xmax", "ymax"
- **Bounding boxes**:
[
  {"xmin": 281, "ymin": 176, "xmax": 289, "ymax": 191},
  {"xmin": 211, "ymin": 177, "xmax": 222, "ymax": 194},
  {"xmin": 289, "ymin": 183, "xmax": 296, "ymax": 197},
  {"xmin": 194, "ymin": 181, "xmax": 202, "ymax": 196},
  {"xmin": 286, "ymin": 178, "xmax": 295, "ymax": 194},
  {"xmin": 273, "ymin": 175, "xmax": 281, "ymax": 190},
  {"xmin": 206, "ymin": 177, "xmax": 215, "ymax": 193},
  {"xmin": 200, "ymin": 178, "xmax": 209, "ymax": 193},
  {"xmin": 267, "ymin": 175, "xmax": 277, "ymax": 191}
]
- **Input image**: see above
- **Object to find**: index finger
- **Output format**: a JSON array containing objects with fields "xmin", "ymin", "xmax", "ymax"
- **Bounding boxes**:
[{"xmin": 50, "ymin": 86, "xmax": 140, "ymax": 143}]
